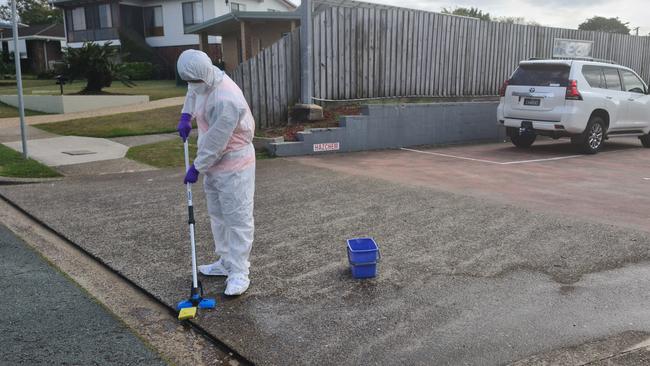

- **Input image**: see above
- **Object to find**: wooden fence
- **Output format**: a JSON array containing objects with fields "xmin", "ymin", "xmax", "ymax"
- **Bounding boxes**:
[
  {"xmin": 232, "ymin": 5, "xmax": 650, "ymax": 127},
  {"xmin": 231, "ymin": 29, "xmax": 301, "ymax": 129}
]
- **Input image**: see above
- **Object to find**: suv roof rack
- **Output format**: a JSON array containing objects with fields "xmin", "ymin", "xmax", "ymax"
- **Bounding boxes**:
[{"xmin": 526, "ymin": 57, "xmax": 619, "ymax": 65}]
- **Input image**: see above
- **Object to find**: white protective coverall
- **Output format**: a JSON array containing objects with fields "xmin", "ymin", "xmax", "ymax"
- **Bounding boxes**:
[{"xmin": 177, "ymin": 50, "xmax": 256, "ymax": 296}]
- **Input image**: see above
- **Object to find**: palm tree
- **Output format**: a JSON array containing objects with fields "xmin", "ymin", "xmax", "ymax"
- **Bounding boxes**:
[{"xmin": 62, "ymin": 42, "xmax": 134, "ymax": 93}]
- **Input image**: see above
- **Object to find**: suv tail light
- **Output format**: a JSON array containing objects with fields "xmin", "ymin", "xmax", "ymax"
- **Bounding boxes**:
[
  {"xmin": 566, "ymin": 80, "xmax": 582, "ymax": 100},
  {"xmin": 499, "ymin": 80, "xmax": 509, "ymax": 97}
]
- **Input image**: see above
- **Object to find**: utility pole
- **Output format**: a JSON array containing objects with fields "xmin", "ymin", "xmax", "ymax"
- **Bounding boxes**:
[
  {"xmin": 300, "ymin": 0, "xmax": 312, "ymax": 105},
  {"xmin": 11, "ymin": 0, "xmax": 28, "ymax": 159},
  {"xmin": 633, "ymin": 26, "xmax": 640, "ymax": 36}
]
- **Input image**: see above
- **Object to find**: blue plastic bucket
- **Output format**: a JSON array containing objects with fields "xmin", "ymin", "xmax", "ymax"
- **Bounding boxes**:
[
  {"xmin": 350, "ymin": 262, "xmax": 378, "ymax": 279},
  {"xmin": 347, "ymin": 238, "xmax": 380, "ymax": 264}
]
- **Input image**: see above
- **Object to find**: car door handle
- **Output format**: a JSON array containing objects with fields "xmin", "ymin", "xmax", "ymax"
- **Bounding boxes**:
[
  {"xmin": 606, "ymin": 96, "xmax": 613, "ymax": 100},
  {"xmin": 628, "ymin": 98, "xmax": 635, "ymax": 102}
]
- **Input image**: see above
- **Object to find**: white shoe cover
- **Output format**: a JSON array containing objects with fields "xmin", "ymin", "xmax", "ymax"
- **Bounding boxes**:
[
  {"xmin": 224, "ymin": 274, "xmax": 250, "ymax": 296},
  {"xmin": 198, "ymin": 259, "xmax": 229, "ymax": 276}
]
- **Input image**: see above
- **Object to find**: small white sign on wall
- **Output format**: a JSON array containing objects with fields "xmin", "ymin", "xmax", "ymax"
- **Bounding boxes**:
[
  {"xmin": 313, "ymin": 142, "xmax": 340, "ymax": 152},
  {"xmin": 553, "ymin": 38, "xmax": 594, "ymax": 59}
]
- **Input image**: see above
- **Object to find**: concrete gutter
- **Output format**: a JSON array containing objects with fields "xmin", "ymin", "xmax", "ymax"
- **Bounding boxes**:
[{"xmin": 0, "ymin": 176, "xmax": 63, "ymax": 185}]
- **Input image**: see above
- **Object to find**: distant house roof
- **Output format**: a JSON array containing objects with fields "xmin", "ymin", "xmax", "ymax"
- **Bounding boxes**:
[
  {"xmin": 187, "ymin": 11, "xmax": 301, "ymax": 35},
  {"xmin": 312, "ymin": 0, "xmax": 420, "ymax": 14},
  {"xmin": 0, "ymin": 24, "xmax": 65, "ymax": 40},
  {"xmin": 52, "ymin": 0, "xmax": 297, "ymax": 9}
]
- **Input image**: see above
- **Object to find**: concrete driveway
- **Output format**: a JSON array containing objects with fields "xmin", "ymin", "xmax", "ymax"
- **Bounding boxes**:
[
  {"xmin": 294, "ymin": 137, "xmax": 650, "ymax": 232},
  {"xmin": 1, "ymin": 141, "xmax": 650, "ymax": 365}
]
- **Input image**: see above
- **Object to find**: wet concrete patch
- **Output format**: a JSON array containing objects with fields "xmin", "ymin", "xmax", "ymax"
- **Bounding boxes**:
[
  {"xmin": 510, "ymin": 331, "xmax": 650, "ymax": 365},
  {"xmin": 1, "ymin": 160, "xmax": 650, "ymax": 364}
]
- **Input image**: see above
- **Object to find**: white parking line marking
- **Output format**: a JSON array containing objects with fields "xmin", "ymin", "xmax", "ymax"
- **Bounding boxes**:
[
  {"xmin": 500, "ymin": 155, "xmax": 583, "ymax": 165},
  {"xmin": 399, "ymin": 148, "xmax": 502, "ymax": 164},
  {"xmin": 643, "ymin": 178, "xmax": 650, "ymax": 181},
  {"xmin": 400, "ymin": 148, "xmax": 583, "ymax": 165}
]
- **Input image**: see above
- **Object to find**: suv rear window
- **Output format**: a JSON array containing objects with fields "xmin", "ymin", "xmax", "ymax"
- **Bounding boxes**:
[
  {"xmin": 603, "ymin": 68, "xmax": 623, "ymax": 91},
  {"xmin": 582, "ymin": 66, "xmax": 606, "ymax": 89},
  {"xmin": 509, "ymin": 64, "xmax": 570, "ymax": 87}
]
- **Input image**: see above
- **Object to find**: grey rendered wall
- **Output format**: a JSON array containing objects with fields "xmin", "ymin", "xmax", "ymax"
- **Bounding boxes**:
[{"xmin": 268, "ymin": 102, "xmax": 504, "ymax": 157}]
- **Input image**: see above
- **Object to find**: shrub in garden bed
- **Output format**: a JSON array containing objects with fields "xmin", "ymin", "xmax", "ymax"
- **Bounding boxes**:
[{"xmin": 119, "ymin": 62, "xmax": 157, "ymax": 80}]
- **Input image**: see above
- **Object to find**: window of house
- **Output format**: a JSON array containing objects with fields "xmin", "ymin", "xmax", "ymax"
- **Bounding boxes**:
[
  {"xmin": 144, "ymin": 6, "xmax": 164, "ymax": 37},
  {"xmin": 71, "ymin": 7, "xmax": 87, "ymax": 31},
  {"xmin": 182, "ymin": 1, "xmax": 203, "ymax": 26},
  {"xmin": 98, "ymin": 4, "xmax": 113, "ymax": 28},
  {"xmin": 231, "ymin": 2, "xmax": 246, "ymax": 12}
]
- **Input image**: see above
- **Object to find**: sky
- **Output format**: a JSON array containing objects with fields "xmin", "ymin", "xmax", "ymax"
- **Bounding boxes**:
[
  {"xmin": 349, "ymin": 0, "xmax": 650, "ymax": 35},
  {"xmin": 2, "ymin": 0, "xmax": 647, "ymax": 36}
]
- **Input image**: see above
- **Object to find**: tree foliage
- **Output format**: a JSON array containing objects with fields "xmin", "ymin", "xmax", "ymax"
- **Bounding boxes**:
[
  {"xmin": 497, "ymin": 16, "xmax": 540, "ymax": 26},
  {"xmin": 0, "ymin": 0, "xmax": 62, "ymax": 25},
  {"xmin": 441, "ymin": 7, "xmax": 491, "ymax": 21},
  {"xmin": 578, "ymin": 16, "xmax": 630, "ymax": 34},
  {"xmin": 63, "ymin": 42, "xmax": 135, "ymax": 93}
]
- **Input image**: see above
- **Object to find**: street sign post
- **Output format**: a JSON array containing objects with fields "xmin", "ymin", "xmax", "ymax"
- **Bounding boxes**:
[{"xmin": 11, "ymin": 0, "xmax": 28, "ymax": 158}]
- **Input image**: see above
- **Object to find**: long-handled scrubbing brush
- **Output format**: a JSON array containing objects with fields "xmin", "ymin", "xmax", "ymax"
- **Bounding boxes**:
[{"xmin": 176, "ymin": 139, "xmax": 216, "ymax": 320}]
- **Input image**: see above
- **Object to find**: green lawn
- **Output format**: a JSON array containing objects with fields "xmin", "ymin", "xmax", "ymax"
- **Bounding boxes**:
[
  {"xmin": 0, "ymin": 80, "xmax": 186, "ymax": 101},
  {"xmin": 0, "ymin": 102, "xmax": 47, "ymax": 119},
  {"xmin": 0, "ymin": 144, "xmax": 61, "ymax": 178},
  {"xmin": 127, "ymin": 137, "xmax": 198, "ymax": 168},
  {"xmin": 127, "ymin": 137, "xmax": 271, "ymax": 168},
  {"xmin": 34, "ymin": 105, "xmax": 185, "ymax": 138}
]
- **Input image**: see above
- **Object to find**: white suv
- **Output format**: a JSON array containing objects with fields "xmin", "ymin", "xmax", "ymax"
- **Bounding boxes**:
[{"xmin": 497, "ymin": 59, "xmax": 650, "ymax": 154}]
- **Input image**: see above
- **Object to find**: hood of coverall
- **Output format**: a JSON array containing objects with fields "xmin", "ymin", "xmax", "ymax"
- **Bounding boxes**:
[{"xmin": 177, "ymin": 49, "xmax": 224, "ymax": 94}]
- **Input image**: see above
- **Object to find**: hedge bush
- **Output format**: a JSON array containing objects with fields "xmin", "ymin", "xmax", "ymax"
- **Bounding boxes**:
[{"xmin": 119, "ymin": 62, "xmax": 156, "ymax": 80}]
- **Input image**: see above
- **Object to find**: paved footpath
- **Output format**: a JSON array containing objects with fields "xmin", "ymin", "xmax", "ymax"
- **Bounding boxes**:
[
  {"xmin": 0, "ymin": 223, "xmax": 167, "ymax": 365},
  {"xmin": 0, "ymin": 96, "xmax": 184, "ymax": 129}
]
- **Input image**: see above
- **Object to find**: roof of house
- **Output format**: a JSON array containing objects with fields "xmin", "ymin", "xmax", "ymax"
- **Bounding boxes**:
[
  {"xmin": 313, "ymin": 0, "xmax": 397, "ymax": 13},
  {"xmin": 0, "ymin": 24, "xmax": 65, "ymax": 39},
  {"xmin": 52, "ymin": 0, "xmax": 297, "ymax": 9},
  {"xmin": 187, "ymin": 11, "xmax": 301, "ymax": 35}
]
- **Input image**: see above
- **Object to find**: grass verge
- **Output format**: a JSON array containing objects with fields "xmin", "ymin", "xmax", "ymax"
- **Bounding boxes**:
[
  {"xmin": 0, "ymin": 144, "xmax": 61, "ymax": 178},
  {"xmin": 34, "ymin": 105, "xmax": 185, "ymax": 138},
  {"xmin": 126, "ymin": 137, "xmax": 270, "ymax": 169},
  {"xmin": 0, "ymin": 102, "xmax": 47, "ymax": 119},
  {"xmin": 0, "ymin": 80, "xmax": 186, "ymax": 101}
]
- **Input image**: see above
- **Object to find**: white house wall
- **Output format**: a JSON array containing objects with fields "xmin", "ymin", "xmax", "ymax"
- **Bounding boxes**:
[
  {"xmin": 211, "ymin": 0, "xmax": 293, "ymax": 16},
  {"xmin": 143, "ymin": 0, "xmax": 294, "ymax": 48},
  {"xmin": 144, "ymin": 0, "xmax": 219, "ymax": 47},
  {"xmin": 7, "ymin": 39, "xmax": 27, "ymax": 59}
]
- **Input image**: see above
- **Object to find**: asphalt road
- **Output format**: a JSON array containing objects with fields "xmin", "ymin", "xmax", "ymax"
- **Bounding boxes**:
[
  {"xmin": 1, "ymin": 156, "xmax": 650, "ymax": 365},
  {"xmin": 0, "ymin": 224, "xmax": 166, "ymax": 366}
]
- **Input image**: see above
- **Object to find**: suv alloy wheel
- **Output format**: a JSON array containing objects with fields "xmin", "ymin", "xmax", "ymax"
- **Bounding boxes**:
[{"xmin": 574, "ymin": 116, "xmax": 606, "ymax": 154}]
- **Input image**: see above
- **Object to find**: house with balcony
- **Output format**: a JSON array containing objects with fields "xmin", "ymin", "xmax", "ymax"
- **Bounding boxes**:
[{"xmin": 52, "ymin": 0, "xmax": 296, "ymax": 74}]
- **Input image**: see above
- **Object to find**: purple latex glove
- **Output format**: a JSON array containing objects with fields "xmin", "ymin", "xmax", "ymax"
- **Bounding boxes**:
[
  {"xmin": 184, "ymin": 164, "xmax": 199, "ymax": 184},
  {"xmin": 177, "ymin": 113, "xmax": 192, "ymax": 141}
]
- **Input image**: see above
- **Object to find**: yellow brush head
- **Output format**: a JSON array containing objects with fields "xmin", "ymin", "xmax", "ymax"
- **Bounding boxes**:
[{"xmin": 178, "ymin": 306, "xmax": 197, "ymax": 320}]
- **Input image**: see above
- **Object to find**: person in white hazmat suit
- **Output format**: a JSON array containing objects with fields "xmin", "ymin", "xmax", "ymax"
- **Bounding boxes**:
[{"xmin": 176, "ymin": 49, "xmax": 255, "ymax": 296}]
